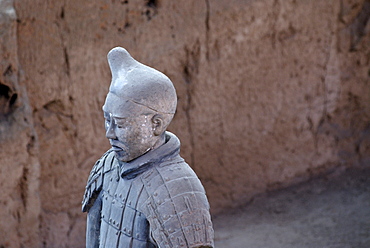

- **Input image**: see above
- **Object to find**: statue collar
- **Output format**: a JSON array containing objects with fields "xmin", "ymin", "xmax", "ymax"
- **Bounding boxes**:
[{"xmin": 119, "ymin": 132, "xmax": 180, "ymax": 179}]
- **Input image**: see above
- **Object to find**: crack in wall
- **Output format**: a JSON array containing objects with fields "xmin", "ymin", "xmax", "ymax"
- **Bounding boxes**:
[
  {"xmin": 63, "ymin": 47, "xmax": 70, "ymax": 77},
  {"xmin": 182, "ymin": 42, "xmax": 201, "ymax": 168},
  {"xmin": 204, "ymin": 0, "xmax": 210, "ymax": 60},
  {"xmin": 55, "ymin": 4, "xmax": 70, "ymax": 78},
  {"xmin": 217, "ymin": 119, "xmax": 226, "ymax": 169},
  {"xmin": 19, "ymin": 166, "xmax": 29, "ymax": 208},
  {"xmin": 348, "ymin": 0, "xmax": 370, "ymax": 51},
  {"xmin": 183, "ymin": 64, "xmax": 195, "ymax": 168},
  {"xmin": 271, "ymin": 0, "xmax": 281, "ymax": 49}
]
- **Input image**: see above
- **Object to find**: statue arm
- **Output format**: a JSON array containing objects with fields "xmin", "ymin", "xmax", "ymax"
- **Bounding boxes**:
[
  {"xmin": 142, "ymin": 164, "xmax": 214, "ymax": 248},
  {"xmin": 82, "ymin": 150, "xmax": 115, "ymax": 247},
  {"xmin": 82, "ymin": 150, "xmax": 113, "ymax": 212},
  {"xmin": 86, "ymin": 191, "xmax": 102, "ymax": 248}
]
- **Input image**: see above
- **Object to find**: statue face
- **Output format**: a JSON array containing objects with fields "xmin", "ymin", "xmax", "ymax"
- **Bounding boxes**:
[{"xmin": 103, "ymin": 93, "xmax": 159, "ymax": 162}]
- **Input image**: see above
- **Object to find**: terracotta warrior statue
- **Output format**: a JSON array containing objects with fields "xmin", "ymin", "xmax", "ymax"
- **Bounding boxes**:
[{"xmin": 82, "ymin": 47, "xmax": 214, "ymax": 248}]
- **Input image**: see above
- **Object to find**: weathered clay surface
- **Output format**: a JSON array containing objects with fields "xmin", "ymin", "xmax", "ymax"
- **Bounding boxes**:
[
  {"xmin": 0, "ymin": 0, "xmax": 369, "ymax": 247},
  {"xmin": 0, "ymin": 0, "xmax": 41, "ymax": 247}
]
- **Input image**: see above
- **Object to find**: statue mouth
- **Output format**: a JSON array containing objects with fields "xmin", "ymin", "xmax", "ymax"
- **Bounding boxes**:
[
  {"xmin": 110, "ymin": 141, "xmax": 124, "ymax": 152},
  {"xmin": 111, "ymin": 145, "xmax": 123, "ymax": 151}
]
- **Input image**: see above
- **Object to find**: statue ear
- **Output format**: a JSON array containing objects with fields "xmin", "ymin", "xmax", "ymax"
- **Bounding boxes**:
[{"xmin": 151, "ymin": 114, "xmax": 164, "ymax": 136}]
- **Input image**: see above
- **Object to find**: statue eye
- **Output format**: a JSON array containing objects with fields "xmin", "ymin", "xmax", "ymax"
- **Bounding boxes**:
[
  {"xmin": 116, "ymin": 122, "xmax": 126, "ymax": 129},
  {"xmin": 104, "ymin": 113, "xmax": 111, "ymax": 124},
  {"xmin": 114, "ymin": 117, "xmax": 128, "ymax": 129},
  {"xmin": 105, "ymin": 119, "xmax": 110, "ymax": 129}
]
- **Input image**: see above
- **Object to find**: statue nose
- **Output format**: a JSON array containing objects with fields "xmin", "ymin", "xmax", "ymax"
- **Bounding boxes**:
[{"xmin": 106, "ymin": 121, "xmax": 117, "ymax": 139}]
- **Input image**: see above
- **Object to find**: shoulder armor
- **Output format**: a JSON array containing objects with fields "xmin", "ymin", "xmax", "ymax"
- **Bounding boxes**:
[
  {"xmin": 82, "ymin": 149, "xmax": 115, "ymax": 212},
  {"xmin": 141, "ymin": 158, "xmax": 214, "ymax": 247}
]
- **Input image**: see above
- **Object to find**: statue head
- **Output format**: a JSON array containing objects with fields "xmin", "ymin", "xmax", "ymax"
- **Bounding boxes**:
[{"xmin": 102, "ymin": 47, "xmax": 177, "ymax": 162}]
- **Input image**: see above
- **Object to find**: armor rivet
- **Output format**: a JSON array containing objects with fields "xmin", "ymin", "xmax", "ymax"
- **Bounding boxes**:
[
  {"xmin": 165, "ymin": 177, "xmax": 169, "ymax": 181},
  {"xmin": 109, "ymin": 218, "xmax": 112, "ymax": 223},
  {"xmin": 114, "ymin": 193, "xmax": 117, "ymax": 197},
  {"xmin": 113, "ymin": 220, "xmax": 116, "ymax": 224},
  {"xmin": 112, "ymin": 200, "xmax": 115, "ymax": 204},
  {"xmin": 119, "ymin": 194, "xmax": 122, "ymax": 198},
  {"xmin": 116, "ymin": 231, "xmax": 119, "ymax": 235},
  {"xmin": 105, "ymin": 196, "xmax": 108, "ymax": 200},
  {"xmin": 108, "ymin": 189, "xmax": 110, "ymax": 193},
  {"xmin": 123, "ymin": 227, "xmax": 127, "ymax": 232},
  {"xmin": 147, "ymin": 183, "xmax": 151, "ymax": 187},
  {"xmin": 128, "ymin": 201, "xmax": 131, "ymax": 205},
  {"xmin": 154, "ymin": 192, "xmax": 158, "ymax": 197},
  {"xmin": 120, "ymin": 204, "xmax": 124, "ymax": 208},
  {"xmin": 136, "ymin": 234, "xmax": 140, "ymax": 238},
  {"xmin": 128, "ymin": 230, "xmax": 131, "ymax": 235},
  {"xmin": 102, "ymin": 215, "xmax": 105, "ymax": 218},
  {"xmin": 110, "ymin": 177, "xmax": 113, "ymax": 181}
]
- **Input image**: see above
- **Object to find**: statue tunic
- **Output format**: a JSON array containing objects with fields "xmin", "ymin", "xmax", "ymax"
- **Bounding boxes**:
[{"xmin": 82, "ymin": 132, "xmax": 214, "ymax": 248}]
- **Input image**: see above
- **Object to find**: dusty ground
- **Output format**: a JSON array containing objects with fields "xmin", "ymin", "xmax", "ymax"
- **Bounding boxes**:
[{"xmin": 213, "ymin": 166, "xmax": 370, "ymax": 248}]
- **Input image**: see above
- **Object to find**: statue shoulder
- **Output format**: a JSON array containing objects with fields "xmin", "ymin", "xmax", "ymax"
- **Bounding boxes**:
[
  {"xmin": 140, "ymin": 158, "xmax": 214, "ymax": 247},
  {"xmin": 82, "ymin": 149, "xmax": 115, "ymax": 212}
]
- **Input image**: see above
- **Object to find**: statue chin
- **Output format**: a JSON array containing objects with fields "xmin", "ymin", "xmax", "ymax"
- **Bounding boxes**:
[
  {"xmin": 113, "ymin": 149, "xmax": 130, "ymax": 162},
  {"xmin": 113, "ymin": 147, "xmax": 148, "ymax": 163}
]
